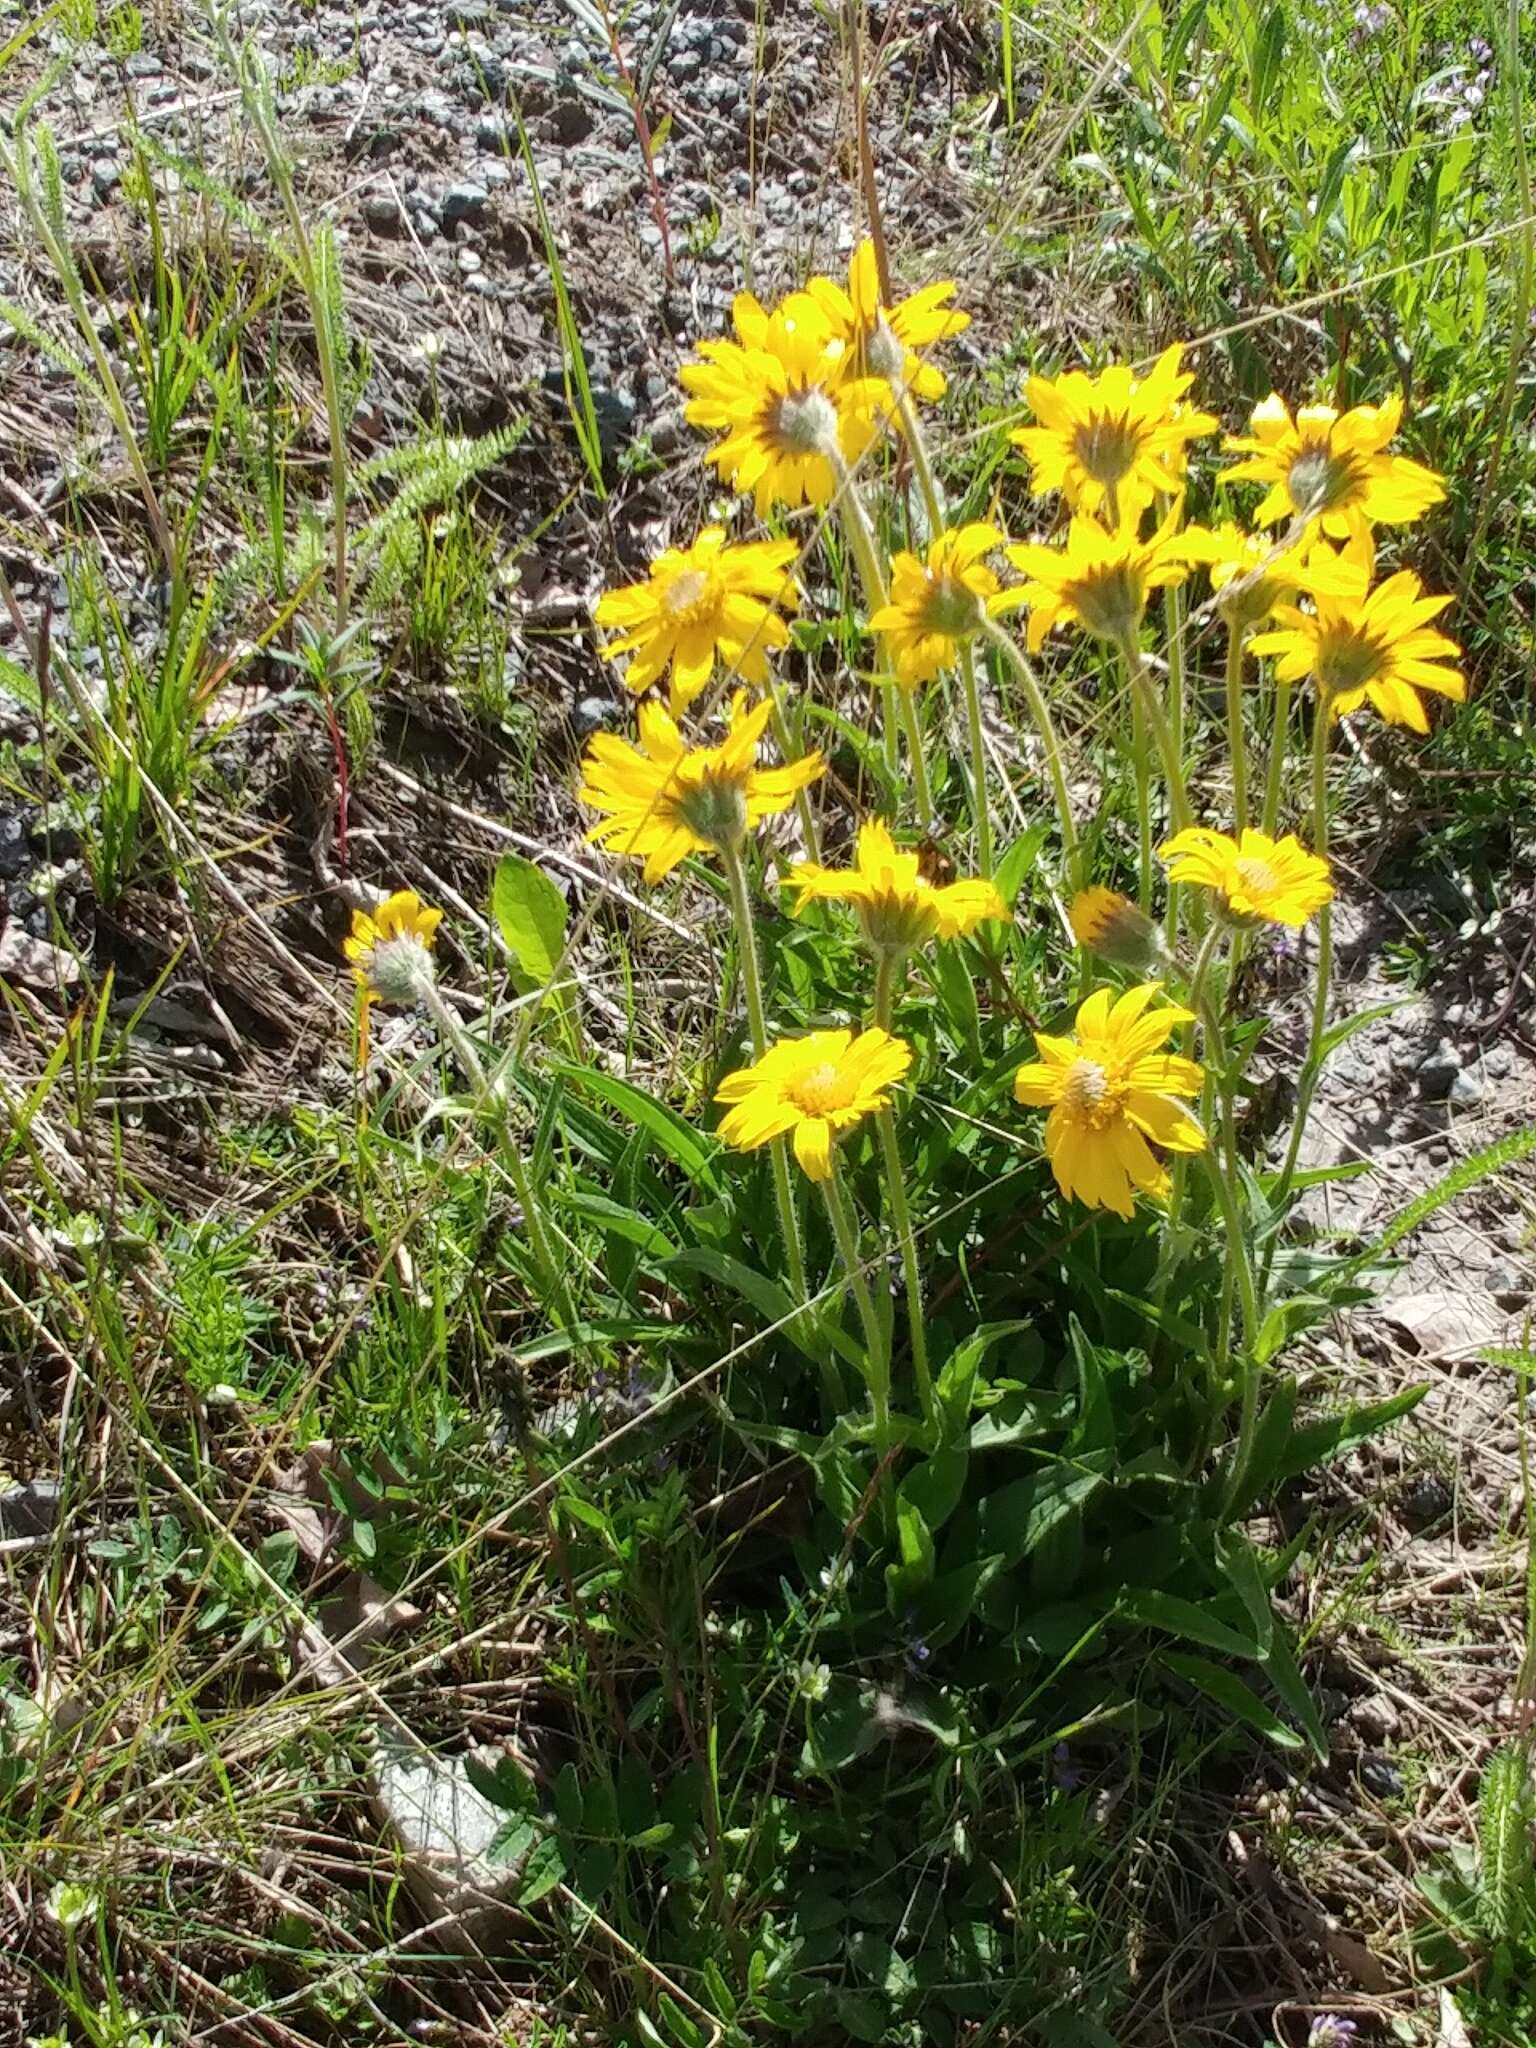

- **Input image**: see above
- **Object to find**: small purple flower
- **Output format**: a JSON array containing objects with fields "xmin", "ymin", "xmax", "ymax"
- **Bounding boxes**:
[
  {"xmin": 1052, "ymin": 1741, "xmax": 1087, "ymax": 1793},
  {"xmin": 1350, "ymin": 0, "xmax": 1390, "ymax": 38},
  {"xmin": 1468, "ymin": 33, "xmax": 1492, "ymax": 61},
  {"xmin": 1307, "ymin": 2019, "xmax": 1360, "ymax": 2048}
]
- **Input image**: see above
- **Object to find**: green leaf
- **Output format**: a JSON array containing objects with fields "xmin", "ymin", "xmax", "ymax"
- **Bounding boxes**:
[
  {"xmin": 1259, "ymin": 1625, "xmax": 1329, "ymax": 1762},
  {"xmin": 925, "ymin": 941, "xmax": 982, "ymax": 1066},
  {"xmin": 1215, "ymin": 1533, "xmax": 1275, "ymax": 1657},
  {"xmin": 900, "ymin": 1443, "xmax": 969, "ymax": 1535},
  {"xmin": 1317, "ymin": 998, "xmax": 1412, "ymax": 1066},
  {"xmin": 665, "ymin": 1247, "xmax": 831, "ymax": 1366},
  {"xmin": 491, "ymin": 854, "xmax": 567, "ymax": 982},
  {"xmin": 977, "ymin": 1466, "xmax": 1104, "ymax": 1570},
  {"xmin": 508, "ymin": 1318, "xmax": 677, "ymax": 1366},
  {"xmin": 551, "ymin": 1062, "xmax": 719, "ymax": 1185},
  {"xmin": 993, "ymin": 823, "xmax": 1049, "ymax": 909},
  {"xmin": 516, "ymin": 1832, "xmax": 567, "ymax": 1906},
  {"xmin": 1250, "ymin": 3, "xmax": 1286, "ymax": 109},
  {"xmin": 885, "ymin": 1491, "xmax": 937, "ymax": 1613},
  {"xmin": 1165, "ymin": 1652, "xmax": 1304, "ymax": 1750},
  {"xmin": 1120, "ymin": 1588, "xmax": 1262, "ymax": 1660},
  {"xmin": 1275, "ymin": 1381, "xmax": 1430, "ymax": 1482}
]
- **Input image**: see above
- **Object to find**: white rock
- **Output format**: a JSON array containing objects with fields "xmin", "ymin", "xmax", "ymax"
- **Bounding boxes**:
[
  {"xmin": 1382, "ymin": 1290, "xmax": 1504, "ymax": 1362},
  {"xmin": 370, "ymin": 1741, "xmax": 531, "ymax": 1928}
]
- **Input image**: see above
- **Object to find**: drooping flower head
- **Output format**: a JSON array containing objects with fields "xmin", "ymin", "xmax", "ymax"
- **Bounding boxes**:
[
  {"xmin": 787, "ymin": 818, "xmax": 1006, "ymax": 956},
  {"xmin": 1011, "ymin": 345, "xmax": 1219, "ymax": 520},
  {"xmin": 1000, "ymin": 509, "xmax": 1204, "ymax": 652},
  {"xmin": 804, "ymin": 236, "xmax": 970, "ymax": 402},
  {"xmin": 594, "ymin": 527, "xmax": 800, "ymax": 715},
  {"xmin": 1159, "ymin": 826, "xmax": 1333, "ymax": 928},
  {"xmin": 868, "ymin": 523, "xmax": 1005, "ymax": 685},
  {"xmin": 579, "ymin": 692, "xmax": 824, "ymax": 882},
  {"xmin": 1187, "ymin": 519, "xmax": 1313, "ymax": 627},
  {"xmin": 1068, "ymin": 887, "xmax": 1165, "ymax": 969},
  {"xmin": 679, "ymin": 291, "xmax": 891, "ymax": 516},
  {"xmin": 1248, "ymin": 539, "xmax": 1465, "ymax": 733},
  {"xmin": 1220, "ymin": 392, "xmax": 1445, "ymax": 540},
  {"xmin": 1013, "ymin": 984, "xmax": 1205, "ymax": 1219},
  {"xmin": 344, "ymin": 890, "xmax": 443, "ymax": 1005},
  {"xmin": 716, "ymin": 1026, "xmax": 912, "ymax": 1181}
]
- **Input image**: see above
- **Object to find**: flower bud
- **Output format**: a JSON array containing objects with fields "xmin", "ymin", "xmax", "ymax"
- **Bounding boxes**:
[{"xmin": 1069, "ymin": 887, "xmax": 1166, "ymax": 970}]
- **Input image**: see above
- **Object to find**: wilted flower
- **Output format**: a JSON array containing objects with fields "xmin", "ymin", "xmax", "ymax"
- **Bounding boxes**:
[{"xmin": 1068, "ymin": 887, "xmax": 1166, "ymax": 969}]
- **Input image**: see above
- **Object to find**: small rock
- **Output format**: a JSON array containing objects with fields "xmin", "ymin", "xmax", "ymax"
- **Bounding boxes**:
[
  {"xmin": 0, "ymin": 925, "xmax": 81, "ymax": 990},
  {"xmin": 1359, "ymin": 1754, "xmax": 1403, "ymax": 1799},
  {"xmin": 1486, "ymin": 1260, "xmax": 1530, "ymax": 1309},
  {"xmin": 442, "ymin": 180, "xmax": 489, "ymax": 227},
  {"xmin": 571, "ymin": 694, "xmax": 621, "ymax": 739},
  {"xmin": 1349, "ymin": 1693, "xmax": 1401, "ymax": 1742},
  {"xmin": 91, "ymin": 161, "xmax": 120, "ymax": 201},
  {"xmin": 0, "ymin": 812, "xmax": 29, "ymax": 882},
  {"xmin": 1400, "ymin": 1474, "xmax": 1453, "ymax": 1527},
  {"xmin": 370, "ymin": 1741, "xmax": 531, "ymax": 1925},
  {"xmin": 0, "ymin": 1478, "xmax": 62, "ymax": 1538},
  {"xmin": 363, "ymin": 192, "xmax": 402, "ymax": 233},
  {"xmin": 1448, "ymin": 1066, "xmax": 1485, "ymax": 1109},
  {"xmin": 1417, "ymin": 1042, "xmax": 1461, "ymax": 1101},
  {"xmin": 1383, "ymin": 1289, "xmax": 1502, "ymax": 1361}
]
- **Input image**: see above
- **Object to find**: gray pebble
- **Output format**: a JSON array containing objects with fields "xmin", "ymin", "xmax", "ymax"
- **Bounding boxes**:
[
  {"xmin": 1417, "ymin": 1041, "xmax": 1462, "ymax": 1100},
  {"xmin": 442, "ymin": 180, "xmax": 490, "ymax": 226},
  {"xmin": 364, "ymin": 192, "xmax": 402, "ymax": 232},
  {"xmin": 1448, "ymin": 1066, "xmax": 1484, "ymax": 1109}
]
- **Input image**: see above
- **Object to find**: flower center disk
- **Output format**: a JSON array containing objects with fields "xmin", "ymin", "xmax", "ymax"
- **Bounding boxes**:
[
  {"xmin": 790, "ymin": 1060, "xmax": 854, "ymax": 1116},
  {"xmin": 1060, "ymin": 1057, "xmax": 1114, "ymax": 1123},
  {"xmin": 663, "ymin": 567, "xmax": 715, "ymax": 623}
]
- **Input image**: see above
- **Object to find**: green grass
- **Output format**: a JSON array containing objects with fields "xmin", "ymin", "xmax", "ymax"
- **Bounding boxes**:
[{"xmin": 1, "ymin": 0, "xmax": 1534, "ymax": 2043}]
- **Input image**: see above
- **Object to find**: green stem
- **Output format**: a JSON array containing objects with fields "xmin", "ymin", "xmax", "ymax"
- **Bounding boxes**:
[
  {"xmin": 1116, "ymin": 631, "xmax": 1192, "ymax": 837},
  {"xmin": 1156, "ymin": 917, "xmax": 1225, "ymax": 1325},
  {"xmin": 1261, "ymin": 673, "xmax": 1293, "ymax": 838},
  {"xmin": 870, "ymin": 946, "xmax": 933, "ymax": 1434},
  {"xmin": 1264, "ymin": 705, "xmax": 1335, "ymax": 1266},
  {"xmin": 832, "ymin": 453, "xmax": 934, "ymax": 827},
  {"xmin": 1130, "ymin": 684, "xmax": 1153, "ymax": 910},
  {"xmin": 981, "ymin": 619, "xmax": 1079, "ymax": 886},
  {"xmin": 421, "ymin": 981, "xmax": 576, "ymax": 1330},
  {"xmin": 821, "ymin": 1165, "xmax": 891, "ymax": 1455},
  {"xmin": 894, "ymin": 385, "xmax": 946, "ymax": 535},
  {"xmin": 1224, "ymin": 617, "xmax": 1250, "ymax": 835},
  {"xmin": 720, "ymin": 840, "xmax": 809, "ymax": 1308},
  {"xmin": 956, "ymin": 641, "xmax": 994, "ymax": 878},
  {"xmin": 1164, "ymin": 577, "xmax": 1188, "ymax": 953},
  {"xmin": 769, "ymin": 695, "xmax": 820, "ymax": 864}
]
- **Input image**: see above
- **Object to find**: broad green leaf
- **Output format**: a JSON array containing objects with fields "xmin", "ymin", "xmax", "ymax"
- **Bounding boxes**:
[
  {"xmin": 665, "ymin": 1247, "xmax": 830, "ymax": 1366},
  {"xmin": 1260, "ymin": 1626, "xmax": 1329, "ymax": 1762},
  {"xmin": 1215, "ymin": 1532, "xmax": 1275, "ymax": 1657},
  {"xmin": 1166, "ymin": 1652, "xmax": 1303, "ymax": 1751},
  {"xmin": 1273, "ymin": 1381, "xmax": 1429, "ymax": 1483},
  {"xmin": 516, "ymin": 1832, "xmax": 567, "ymax": 1906},
  {"xmin": 553, "ymin": 1061, "xmax": 718, "ymax": 1184},
  {"xmin": 1120, "ymin": 1588, "xmax": 1262, "ymax": 1660},
  {"xmin": 977, "ymin": 1466, "xmax": 1104, "ymax": 1570},
  {"xmin": 492, "ymin": 853, "xmax": 567, "ymax": 984}
]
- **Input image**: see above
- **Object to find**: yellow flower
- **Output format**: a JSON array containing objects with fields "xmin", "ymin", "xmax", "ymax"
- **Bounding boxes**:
[
  {"xmin": 716, "ymin": 1026, "xmax": 912, "ymax": 1181},
  {"xmin": 594, "ymin": 526, "xmax": 800, "ymax": 715},
  {"xmin": 343, "ymin": 890, "xmax": 443, "ymax": 1004},
  {"xmin": 579, "ymin": 691, "xmax": 824, "ymax": 882},
  {"xmin": 1000, "ymin": 509, "xmax": 1203, "ymax": 652},
  {"xmin": 1010, "ymin": 345, "xmax": 1218, "ymax": 520},
  {"xmin": 1068, "ymin": 887, "xmax": 1163, "ymax": 969},
  {"xmin": 1187, "ymin": 519, "xmax": 1313, "ymax": 627},
  {"xmin": 1219, "ymin": 392, "xmax": 1445, "ymax": 540},
  {"xmin": 1248, "ymin": 541, "xmax": 1465, "ymax": 733},
  {"xmin": 786, "ymin": 818, "xmax": 1006, "ymax": 954},
  {"xmin": 679, "ymin": 291, "xmax": 892, "ymax": 516},
  {"xmin": 1013, "ymin": 984, "xmax": 1205, "ymax": 1219},
  {"xmin": 1158, "ymin": 826, "xmax": 1333, "ymax": 928},
  {"xmin": 867, "ymin": 523, "xmax": 1004, "ymax": 685},
  {"xmin": 804, "ymin": 236, "xmax": 969, "ymax": 402}
]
